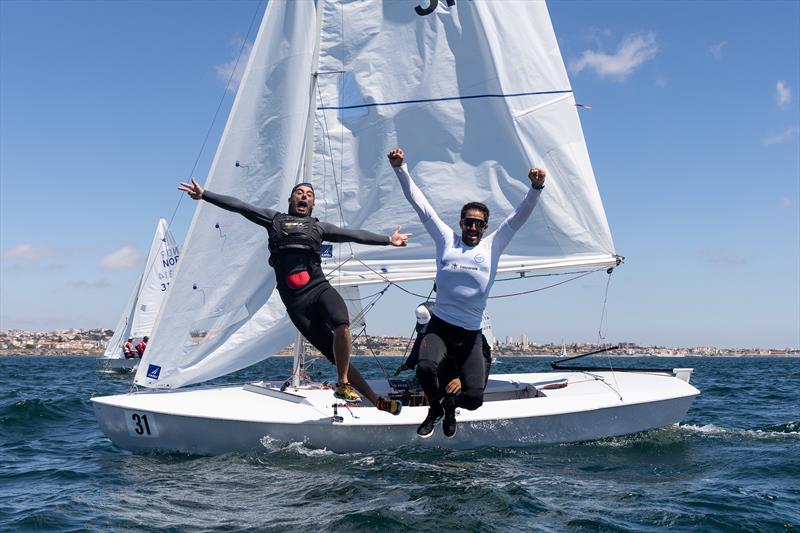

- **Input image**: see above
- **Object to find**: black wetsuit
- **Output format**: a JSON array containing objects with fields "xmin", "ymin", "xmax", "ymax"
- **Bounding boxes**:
[
  {"xmin": 415, "ymin": 314, "xmax": 492, "ymax": 411},
  {"xmin": 202, "ymin": 190, "xmax": 390, "ymax": 361}
]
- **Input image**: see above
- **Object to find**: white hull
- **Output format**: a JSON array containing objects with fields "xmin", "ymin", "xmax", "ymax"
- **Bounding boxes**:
[
  {"xmin": 92, "ymin": 369, "xmax": 699, "ymax": 454},
  {"xmin": 101, "ymin": 358, "xmax": 139, "ymax": 372}
]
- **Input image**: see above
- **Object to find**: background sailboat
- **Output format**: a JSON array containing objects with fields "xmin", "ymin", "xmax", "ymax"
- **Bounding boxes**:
[
  {"xmin": 92, "ymin": 0, "xmax": 698, "ymax": 453},
  {"xmin": 101, "ymin": 219, "xmax": 179, "ymax": 372}
]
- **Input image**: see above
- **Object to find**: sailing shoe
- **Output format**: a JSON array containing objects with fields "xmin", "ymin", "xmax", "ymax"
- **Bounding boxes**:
[
  {"xmin": 442, "ymin": 396, "xmax": 457, "ymax": 438},
  {"xmin": 334, "ymin": 382, "xmax": 362, "ymax": 403},
  {"xmin": 375, "ymin": 396, "xmax": 403, "ymax": 416},
  {"xmin": 416, "ymin": 404, "xmax": 444, "ymax": 438}
]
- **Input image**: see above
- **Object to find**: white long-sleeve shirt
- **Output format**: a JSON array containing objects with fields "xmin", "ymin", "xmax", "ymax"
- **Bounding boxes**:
[{"xmin": 394, "ymin": 164, "xmax": 542, "ymax": 330}]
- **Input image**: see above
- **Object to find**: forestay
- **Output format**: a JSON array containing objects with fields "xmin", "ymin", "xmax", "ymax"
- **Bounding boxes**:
[
  {"xmin": 104, "ymin": 219, "xmax": 179, "ymax": 358},
  {"xmin": 135, "ymin": 0, "xmax": 616, "ymax": 389}
]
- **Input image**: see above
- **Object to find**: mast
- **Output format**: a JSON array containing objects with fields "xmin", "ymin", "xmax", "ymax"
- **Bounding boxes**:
[{"xmin": 292, "ymin": 0, "xmax": 324, "ymax": 388}]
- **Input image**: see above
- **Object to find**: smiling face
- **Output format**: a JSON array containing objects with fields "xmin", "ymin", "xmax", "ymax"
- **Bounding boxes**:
[
  {"xmin": 288, "ymin": 185, "xmax": 315, "ymax": 216},
  {"xmin": 460, "ymin": 207, "xmax": 488, "ymax": 246}
]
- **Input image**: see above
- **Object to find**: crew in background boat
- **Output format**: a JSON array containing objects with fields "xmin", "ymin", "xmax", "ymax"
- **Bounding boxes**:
[
  {"xmin": 178, "ymin": 178, "xmax": 409, "ymax": 415},
  {"xmin": 123, "ymin": 338, "xmax": 137, "ymax": 359},
  {"xmin": 136, "ymin": 336, "xmax": 148, "ymax": 358},
  {"xmin": 388, "ymin": 148, "xmax": 545, "ymax": 438}
]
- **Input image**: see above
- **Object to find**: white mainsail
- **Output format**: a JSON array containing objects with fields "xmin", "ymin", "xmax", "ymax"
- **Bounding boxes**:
[
  {"xmin": 136, "ymin": 0, "xmax": 616, "ymax": 389},
  {"xmin": 103, "ymin": 219, "xmax": 179, "ymax": 358}
]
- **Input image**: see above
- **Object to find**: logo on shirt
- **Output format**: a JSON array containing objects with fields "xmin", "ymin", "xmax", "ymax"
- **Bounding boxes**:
[
  {"xmin": 320, "ymin": 244, "xmax": 333, "ymax": 259},
  {"xmin": 474, "ymin": 254, "xmax": 485, "ymax": 264},
  {"xmin": 146, "ymin": 364, "xmax": 161, "ymax": 380}
]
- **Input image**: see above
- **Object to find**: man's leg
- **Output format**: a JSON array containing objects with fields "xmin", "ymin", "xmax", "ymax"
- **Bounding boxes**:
[
  {"xmin": 332, "ymin": 323, "xmax": 352, "ymax": 385},
  {"xmin": 415, "ymin": 332, "xmax": 448, "ymax": 406},
  {"xmin": 453, "ymin": 333, "xmax": 487, "ymax": 411},
  {"xmin": 414, "ymin": 330, "xmax": 449, "ymax": 437}
]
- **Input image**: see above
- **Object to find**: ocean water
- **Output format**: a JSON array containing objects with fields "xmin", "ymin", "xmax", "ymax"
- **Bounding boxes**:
[{"xmin": 1, "ymin": 355, "xmax": 798, "ymax": 532}]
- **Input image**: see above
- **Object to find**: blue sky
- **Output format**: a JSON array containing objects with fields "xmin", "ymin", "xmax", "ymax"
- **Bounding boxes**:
[{"xmin": 1, "ymin": 0, "xmax": 798, "ymax": 349}]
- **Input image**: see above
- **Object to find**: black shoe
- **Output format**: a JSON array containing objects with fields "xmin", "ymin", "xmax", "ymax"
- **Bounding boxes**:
[
  {"xmin": 417, "ymin": 404, "xmax": 444, "ymax": 438},
  {"xmin": 442, "ymin": 396, "xmax": 457, "ymax": 438}
]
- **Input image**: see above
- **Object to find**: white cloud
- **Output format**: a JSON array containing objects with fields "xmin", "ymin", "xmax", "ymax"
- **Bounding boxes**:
[
  {"xmin": 655, "ymin": 75, "xmax": 667, "ymax": 88},
  {"xmin": 776, "ymin": 81, "xmax": 792, "ymax": 109},
  {"xmin": 763, "ymin": 126, "xmax": 800, "ymax": 146},
  {"xmin": 215, "ymin": 40, "xmax": 253, "ymax": 93},
  {"xmin": 779, "ymin": 196, "xmax": 794, "ymax": 209},
  {"xmin": 569, "ymin": 33, "xmax": 659, "ymax": 80},
  {"xmin": 100, "ymin": 246, "xmax": 144, "ymax": 271},
  {"xmin": 2, "ymin": 244, "xmax": 60, "ymax": 262},
  {"xmin": 708, "ymin": 41, "xmax": 727, "ymax": 60}
]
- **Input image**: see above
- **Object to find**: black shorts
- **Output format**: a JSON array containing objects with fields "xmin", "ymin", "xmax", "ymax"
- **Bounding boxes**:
[{"xmin": 284, "ymin": 283, "xmax": 350, "ymax": 363}]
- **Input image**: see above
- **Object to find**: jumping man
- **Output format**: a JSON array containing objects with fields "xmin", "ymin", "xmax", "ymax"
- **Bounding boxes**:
[
  {"xmin": 178, "ymin": 178, "xmax": 409, "ymax": 414},
  {"xmin": 388, "ymin": 148, "xmax": 546, "ymax": 437}
]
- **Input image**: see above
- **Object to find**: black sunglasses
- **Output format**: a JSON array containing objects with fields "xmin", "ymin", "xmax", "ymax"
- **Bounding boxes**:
[{"xmin": 461, "ymin": 217, "xmax": 486, "ymax": 229}]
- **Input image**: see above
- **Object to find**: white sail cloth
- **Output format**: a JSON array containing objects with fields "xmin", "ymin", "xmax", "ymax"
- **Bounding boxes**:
[
  {"xmin": 136, "ymin": 0, "xmax": 616, "ymax": 389},
  {"xmin": 104, "ymin": 219, "xmax": 179, "ymax": 358}
]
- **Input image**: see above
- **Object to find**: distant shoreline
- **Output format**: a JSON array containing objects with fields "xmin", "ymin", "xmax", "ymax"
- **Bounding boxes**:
[{"xmin": 1, "ymin": 352, "xmax": 797, "ymax": 358}]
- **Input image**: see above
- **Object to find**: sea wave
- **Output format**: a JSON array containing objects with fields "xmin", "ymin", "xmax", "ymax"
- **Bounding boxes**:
[
  {"xmin": 678, "ymin": 422, "xmax": 800, "ymax": 439},
  {"xmin": 0, "ymin": 397, "xmax": 88, "ymax": 426}
]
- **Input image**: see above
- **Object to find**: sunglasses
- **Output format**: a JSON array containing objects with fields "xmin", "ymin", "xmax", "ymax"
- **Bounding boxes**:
[{"xmin": 461, "ymin": 217, "xmax": 487, "ymax": 229}]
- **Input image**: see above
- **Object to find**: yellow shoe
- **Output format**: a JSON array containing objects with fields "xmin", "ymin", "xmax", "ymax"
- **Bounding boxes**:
[
  {"xmin": 375, "ymin": 396, "xmax": 402, "ymax": 416},
  {"xmin": 334, "ymin": 382, "xmax": 362, "ymax": 403}
]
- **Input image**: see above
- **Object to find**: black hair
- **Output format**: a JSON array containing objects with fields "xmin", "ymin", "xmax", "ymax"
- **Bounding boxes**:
[{"xmin": 460, "ymin": 201, "xmax": 489, "ymax": 221}]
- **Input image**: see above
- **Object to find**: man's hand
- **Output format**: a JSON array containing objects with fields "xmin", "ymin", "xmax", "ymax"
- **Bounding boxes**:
[
  {"xmin": 178, "ymin": 177, "xmax": 205, "ymax": 200},
  {"xmin": 389, "ymin": 227, "xmax": 411, "ymax": 247},
  {"xmin": 528, "ymin": 167, "xmax": 546, "ymax": 188},
  {"xmin": 445, "ymin": 377, "xmax": 462, "ymax": 395},
  {"xmin": 387, "ymin": 148, "xmax": 405, "ymax": 168}
]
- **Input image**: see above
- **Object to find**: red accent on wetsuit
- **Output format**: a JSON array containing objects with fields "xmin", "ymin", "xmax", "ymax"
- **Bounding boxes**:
[
  {"xmin": 286, "ymin": 270, "xmax": 311, "ymax": 289},
  {"xmin": 136, "ymin": 341, "xmax": 147, "ymax": 357}
]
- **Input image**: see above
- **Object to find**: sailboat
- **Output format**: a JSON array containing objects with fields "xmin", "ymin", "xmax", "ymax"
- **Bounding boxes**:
[
  {"xmin": 101, "ymin": 219, "xmax": 179, "ymax": 372},
  {"xmin": 92, "ymin": 0, "xmax": 699, "ymax": 453}
]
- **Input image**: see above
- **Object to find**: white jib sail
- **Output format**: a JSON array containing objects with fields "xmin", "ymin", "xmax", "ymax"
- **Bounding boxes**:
[
  {"xmin": 136, "ymin": 0, "xmax": 617, "ymax": 389},
  {"xmin": 135, "ymin": 0, "xmax": 318, "ymax": 388},
  {"xmin": 103, "ymin": 219, "xmax": 179, "ymax": 358}
]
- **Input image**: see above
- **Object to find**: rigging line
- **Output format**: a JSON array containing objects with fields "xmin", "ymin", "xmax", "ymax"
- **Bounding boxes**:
[
  {"xmin": 131, "ymin": 1, "xmax": 263, "ymax": 313},
  {"xmin": 596, "ymin": 270, "xmax": 614, "ymax": 344},
  {"xmin": 596, "ymin": 269, "xmax": 622, "ymax": 400},
  {"xmin": 351, "ymin": 258, "xmax": 431, "ymax": 298},
  {"xmin": 167, "ymin": 0, "xmax": 264, "ymax": 231},
  {"xmin": 341, "ymin": 284, "xmax": 391, "ymax": 301},
  {"xmin": 349, "ymin": 286, "xmax": 388, "ymax": 327},
  {"xmin": 314, "ymin": 81, "xmax": 352, "ymax": 253},
  {"xmin": 493, "ymin": 269, "xmax": 593, "ymax": 282},
  {"xmin": 487, "ymin": 266, "xmax": 608, "ymax": 299},
  {"xmin": 317, "ymin": 89, "xmax": 574, "ymax": 110},
  {"xmin": 355, "ymin": 325, "xmax": 391, "ymax": 379}
]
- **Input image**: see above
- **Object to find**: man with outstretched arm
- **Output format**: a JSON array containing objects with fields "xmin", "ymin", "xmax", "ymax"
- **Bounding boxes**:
[
  {"xmin": 178, "ymin": 178, "xmax": 409, "ymax": 415},
  {"xmin": 387, "ymin": 148, "xmax": 546, "ymax": 438}
]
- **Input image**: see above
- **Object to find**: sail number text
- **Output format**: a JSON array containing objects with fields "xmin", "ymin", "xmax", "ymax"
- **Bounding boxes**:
[
  {"xmin": 132, "ymin": 413, "xmax": 151, "ymax": 435},
  {"xmin": 416, "ymin": 0, "xmax": 457, "ymax": 16},
  {"xmin": 125, "ymin": 411, "xmax": 159, "ymax": 437}
]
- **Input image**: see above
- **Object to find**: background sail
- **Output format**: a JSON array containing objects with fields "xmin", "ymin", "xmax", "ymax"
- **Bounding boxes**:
[
  {"xmin": 103, "ymin": 273, "xmax": 140, "ymax": 359},
  {"xmin": 130, "ymin": 219, "xmax": 180, "ymax": 338},
  {"xmin": 312, "ymin": 0, "xmax": 616, "ymax": 286},
  {"xmin": 103, "ymin": 219, "xmax": 178, "ymax": 359},
  {"xmin": 134, "ymin": 1, "xmax": 318, "ymax": 388}
]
